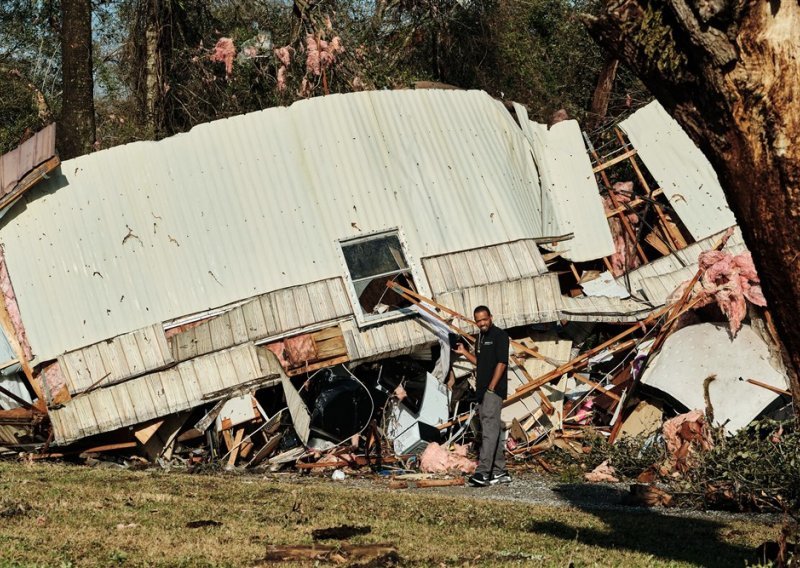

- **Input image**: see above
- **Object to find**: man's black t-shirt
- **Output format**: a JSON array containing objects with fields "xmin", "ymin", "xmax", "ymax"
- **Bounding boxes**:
[{"xmin": 475, "ymin": 324, "xmax": 509, "ymax": 400}]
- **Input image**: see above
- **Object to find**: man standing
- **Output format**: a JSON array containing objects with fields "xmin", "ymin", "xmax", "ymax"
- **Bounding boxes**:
[{"xmin": 454, "ymin": 305, "xmax": 512, "ymax": 486}]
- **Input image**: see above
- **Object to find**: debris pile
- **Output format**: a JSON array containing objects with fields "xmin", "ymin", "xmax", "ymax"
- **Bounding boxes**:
[{"xmin": 0, "ymin": 93, "xmax": 793, "ymax": 515}]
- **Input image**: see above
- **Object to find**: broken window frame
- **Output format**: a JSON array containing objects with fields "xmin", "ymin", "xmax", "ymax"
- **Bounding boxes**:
[{"xmin": 338, "ymin": 228, "xmax": 421, "ymax": 326}]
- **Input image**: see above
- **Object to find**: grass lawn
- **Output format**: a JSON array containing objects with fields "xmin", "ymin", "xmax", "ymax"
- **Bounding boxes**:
[{"xmin": 0, "ymin": 461, "xmax": 780, "ymax": 567}]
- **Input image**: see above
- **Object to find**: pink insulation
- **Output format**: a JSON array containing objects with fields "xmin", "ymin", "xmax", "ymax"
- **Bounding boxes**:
[
  {"xmin": 284, "ymin": 334, "xmax": 317, "ymax": 366},
  {"xmin": 585, "ymin": 460, "xmax": 619, "ymax": 483},
  {"xmin": 305, "ymin": 34, "xmax": 344, "ymax": 77},
  {"xmin": 662, "ymin": 410, "xmax": 713, "ymax": 472},
  {"xmin": 671, "ymin": 249, "xmax": 766, "ymax": 335},
  {"xmin": 211, "ymin": 38, "xmax": 236, "ymax": 76},
  {"xmin": 602, "ymin": 181, "xmax": 642, "ymax": 277},
  {"xmin": 0, "ymin": 248, "xmax": 31, "ymax": 360},
  {"xmin": 419, "ymin": 442, "xmax": 476, "ymax": 474}
]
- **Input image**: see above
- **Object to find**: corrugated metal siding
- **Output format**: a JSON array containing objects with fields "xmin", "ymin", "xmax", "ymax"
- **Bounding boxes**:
[
  {"xmin": 169, "ymin": 278, "xmax": 351, "ymax": 362},
  {"xmin": 0, "ymin": 124, "xmax": 56, "ymax": 196},
  {"xmin": 435, "ymin": 273, "xmax": 562, "ymax": 330},
  {"xmin": 341, "ymin": 318, "xmax": 436, "ymax": 363},
  {"xmin": 422, "ymin": 240, "xmax": 547, "ymax": 295},
  {"xmin": 57, "ymin": 324, "xmax": 173, "ymax": 395},
  {"xmin": 514, "ymin": 104, "xmax": 615, "ymax": 262},
  {"xmin": 619, "ymin": 227, "xmax": 746, "ymax": 303},
  {"xmin": 49, "ymin": 343, "xmax": 282, "ymax": 444},
  {"xmin": 559, "ymin": 295, "xmax": 653, "ymax": 323},
  {"xmin": 1, "ymin": 90, "xmax": 558, "ymax": 361},
  {"xmin": 620, "ymin": 102, "xmax": 737, "ymax": 240}
]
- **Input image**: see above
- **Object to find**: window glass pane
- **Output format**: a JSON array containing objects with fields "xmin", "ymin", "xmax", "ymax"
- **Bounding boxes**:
[{"xmin": 341, "ymin": 234, "xmax": 408, "ymax": 280}]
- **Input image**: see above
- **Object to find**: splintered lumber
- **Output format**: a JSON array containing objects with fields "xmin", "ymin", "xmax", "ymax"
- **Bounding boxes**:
[
  {"xmin": 227, "ymin": 428, "xmax": 245, "ymax": 466},
  {"xmin": 745, "ymin": 378, "xmax": 791, "ymax": 396},
  {"xmin": 388, "ymin": 282, "xmax": 562, "ymax": 368},
  {"xmin": 415, "ymin": 477, "xmax": 465, "ymax": 488},
  {"xmin": 588, "ymin": 144, "xmax": 648, "ymax": 264},
  {"xmin": 614, "ymin": 128, "xmax": 686, "ymax": 250},
  {"xmin": 295, "ymin": 455, "xmax": 403, "ymax": 469}
]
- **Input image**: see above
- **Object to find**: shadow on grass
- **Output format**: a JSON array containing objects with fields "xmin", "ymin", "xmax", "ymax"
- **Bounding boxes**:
[{"xmin": 526, "ymin": 484, "xmax": 757, "ymax": 568}]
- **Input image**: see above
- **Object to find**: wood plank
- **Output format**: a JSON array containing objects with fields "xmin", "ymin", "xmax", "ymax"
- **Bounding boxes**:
[
  {"xmin": 212, "ymin": 350, "xmax": 238, "ymax": 390},
  {"xmin": 259, "ymin": 295, "xmax": 281, "ymax": 336},
  {"xmin": 287, "ymin": 355, "xmax": 350, "ymax": 377},
  {"xmin": 96, "ymin": 340, "xmax": 129, "ymax": 386},
  {"xmin": 327, "ymin": 279, "xmax": 353, "ymax": 317},
  {"xmin": 81, "ymin": 345, "xmax": 108, "ymax": 391},
  {"xmin": 134, "ymin": 419, "xmax": 164, "ymax": 445},
  {"xmin": 193, "ymin": 351, "xmax": 225, "ymax": 393},
  {"xmin": 158, "ymin": 367, "xmax": 187, "ymax": 414},
  {"xmin": 192, "ymin": 322, "xmax": 214, "ymax": 357},
  {"xmin": 592, "ymin": 147, "xmax": 638, "ymax": 172},
  {"xmin": 171, "ymin": 325, "xmax": 198, "ymax": 361},
  {"xmin": 87, "ymin": 388, "xmax": 124, "ymax": 433},
  {"xmin": 272, "ymin": 289, "xmax": 301, "ymax": 331},
  {"xmin": 118, "ymin": 333, "xmax": 146, "ymax": 377},
  {"xmin": 177, "ymin": 362, "xmax": 204, "ymax": 405},
  {"xmin": 143, "ymin": 372, "xmax": 171, "ymax": 414},
  {"xmin": 242, "ymin": 298, "xmax": 269, "ymax": 340},
  {"xmin": 228, "ymin": 306, "xmax": 250, "ymax": 345},
  {"xmin": 305, "ymin": 281, "xmax": 333, "ymax": 322},
  {"xmin": 209, "ymin": 312, "xmax": 235, "ymax": 352},
  {"xmin": 228, "ymin": 427, "xmax": 245, "ymax": 466},
  {"xmin": 421, "ymin": 257, "xmax": 447, "ymax": 295},
  {"xmin": 314, "ymin": 335, "xmax": 347, "ymax": 360},
  {"xmin": 135, "ymin": 325, "xmax": 166, "ymax": 370},
  {"xmin": 291, "ymin": 286, "xmax": 316, "ymax": 328},
  {"xmin": 59, "ymin": 351, "xmax": 87, "ymax": 394}
]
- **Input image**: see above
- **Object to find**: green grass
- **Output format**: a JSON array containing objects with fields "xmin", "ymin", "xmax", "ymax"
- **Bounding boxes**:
[{"xmin": 0, "ymin": 461, "xmax": 780, "ymax": 567}]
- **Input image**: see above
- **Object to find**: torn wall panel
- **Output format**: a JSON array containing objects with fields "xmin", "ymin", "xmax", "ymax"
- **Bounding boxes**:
[
  {"xmin": 422, "ymin": 240, "xmax": 548, "ymax": 296},
  {"xmin": 514, "ymin": 104, "xmax": 615, "ymax": 262},
  {"xmin": 640, "ymin": 323, "xmax": 788, "ymax": 433},
  {"xmin": 58, "ymin": 323, "xmax": 173, "ymax": 394},
  {"xmin": 49, "ymin": 343, "xmax": 280, "ymax": 444},
  {"xmin": 436, "ymin": 273, "xmax": 563, "ymax": 332},
  {"xmin": 168, "ymin": 278, "xmax": 351, "ymax": 363},
  {"xmin": 619, "ymin": 102, "xmax": 737, "ymax": 240},
  {"xmin": 618, "ymin": 227, "xmax": 747, "ymax": 305}
]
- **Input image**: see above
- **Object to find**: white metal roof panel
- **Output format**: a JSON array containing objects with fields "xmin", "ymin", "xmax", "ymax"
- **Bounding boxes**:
[
  {"xmin": 513, "ymin": 104, "xmax": 615, "ymax": 262},
  {"xmin": 619, "ymin": 102, "xmax": 737, "ymax": 240},
  {"xmin": 0, "ymin": 90, "xmax": 556, "ymax": 361}
]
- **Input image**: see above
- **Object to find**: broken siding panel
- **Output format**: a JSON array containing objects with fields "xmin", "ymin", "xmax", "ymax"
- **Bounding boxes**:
[
  {"xmin": 50, "ymin": 344, "xmax": 278, "ymax": 444},
  {"xmin": 620, "ymin": 102, "xmax": 737, "ymax": 241},
  {"xmin": 337, "ymin": 317, "xmax": 437, "ymax": 363},
  {"xmin": 58, "ymin": 324, "xmax": 174, "ymax": 395},
  {"xmin": 558, "ymin": 294, "xmax": 651, "ymax": 322},
  {"xmin": 421, "ymin": 240, "xmax": 548, "ymax": 295},
  {"xmin": 514, "ymin": 104, "xmax": 615, "ymax": 262},
  {"xmin": 619, "ymin": 228, "xmax": 746, "ymax": 300},
  {"xmin": 209, "ymin": 315, "xmax": 235, "ymax": 352},
  {"xmin": 87, "ymin": 388, "xmax": 124, "ymax": 433},
  {"xmin": 434, "ymin": 274, "xmax": 562, "ymax": 330},
  {"xmin": 167, "ymin": 279, "xmax": 354, "ymax": 363},
  {"xmin": 0, "ymin": 123, "xmax": 56, "ymax": 196}
]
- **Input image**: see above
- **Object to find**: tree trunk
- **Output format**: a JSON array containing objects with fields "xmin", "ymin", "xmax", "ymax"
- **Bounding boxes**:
[
  {"xmin": 587, "ymin": 56, "xmax": 619, "ymax": 130},
  {"xmin": 583, "ymin": 1, "xmax": 800, "ymax": 407},
  {"xmin": 132, "ymin": 0, "xmax": 170, "ymax": 138},
  {"xmin": 58, "ymin": 0, "xmax": 95, "ymax": 159}
]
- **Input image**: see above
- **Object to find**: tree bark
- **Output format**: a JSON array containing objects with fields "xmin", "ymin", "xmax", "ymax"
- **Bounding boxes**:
[
  {"xmin": 58, "ymin": 0, "xmax": 95, "ymax": 159},
  {"xmin": 587, "ymin": 56, "xmax": 619, "ymax": 130},
  {"xmin": 583, "ymin": 1, "xmax": 800, "ymax": 406},
  {"xmin": 132, "ymin": 0, "xmax": 170, "ymax": 137}
]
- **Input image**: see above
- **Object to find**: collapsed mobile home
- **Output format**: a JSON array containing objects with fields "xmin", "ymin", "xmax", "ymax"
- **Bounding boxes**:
[{"xmin": 0, "ymin": 89, "xmax": 789, "ymax": 464}]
